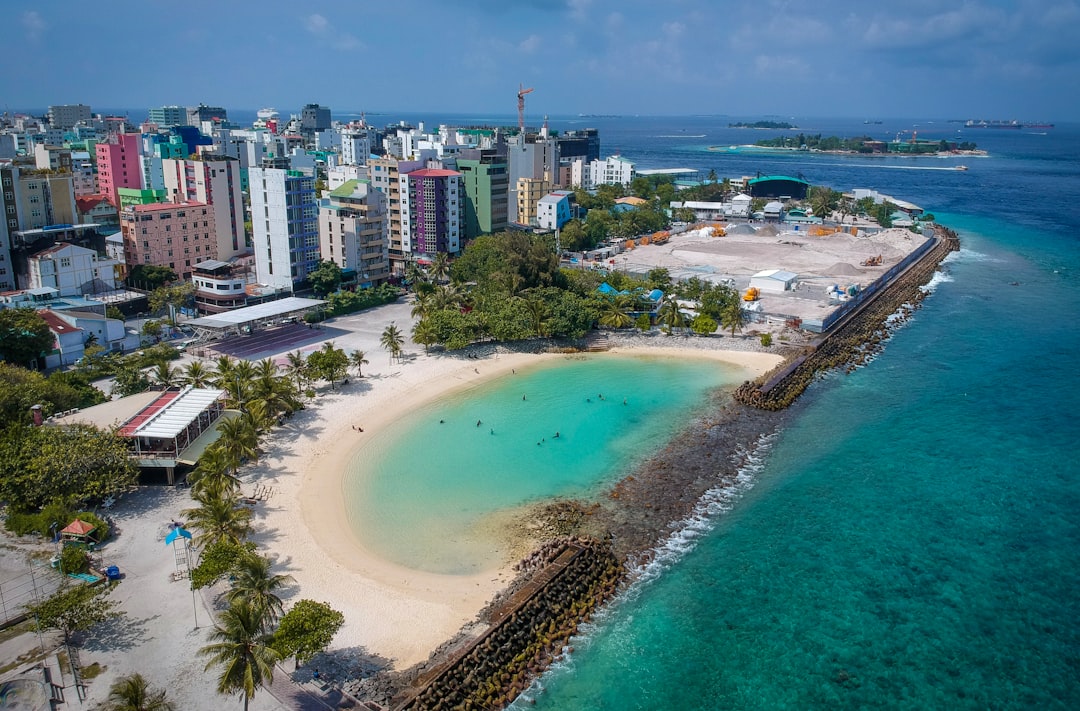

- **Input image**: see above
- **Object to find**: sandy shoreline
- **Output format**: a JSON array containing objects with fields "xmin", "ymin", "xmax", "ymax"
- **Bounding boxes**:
[{"xmin": 264, "ymin": 342, "xmax": 782, "ymax": 667}]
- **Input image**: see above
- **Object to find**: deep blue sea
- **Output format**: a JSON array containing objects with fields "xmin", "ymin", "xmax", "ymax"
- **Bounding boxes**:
[{"xmin": 101, "ymin": 109, "xmax": 1080, "ymax": 707}]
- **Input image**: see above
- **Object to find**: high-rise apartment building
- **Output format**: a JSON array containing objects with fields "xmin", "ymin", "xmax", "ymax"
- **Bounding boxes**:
[
  {"xmin": 186, "ymin": 105, "xmax": 228, "ymax": 128},
  {"xmin": 148, "ymin": 106, "xmax": 187, "ymax": 128},
  {"xmin": 318, "ymin": 180, "xmax": 389, "ymax": 288},
  {"xmin": 249, "ymin": 167, "xmax": 319, "ymax": 291},
  {"xmin": 458, "ymin": 156, "xmax": 509, "ymax": 239},
  {"xmin": 162, "ymin": 157, "xmax": 245, "ymax": 259},
  {"xmin": 120, "ymin": 201, "xmax": 216, "ymax": 280},
  {"xmin": 300, "ymin": 104, "xmax": 332, "ymax": 134},
  {"xmin": 400, "ymin": 169, "xmax": 463, "ymax": 260},
  {"xmin": 369, "ymin": 156, "xmax": 422, "ymax": 275},
  {"xmin": 96, "ymin": 133, "xmax": 142, "ymax": 207},
  {"xmin": 47, "ymin": 104, "xmax": 92, "ymax": 130}
]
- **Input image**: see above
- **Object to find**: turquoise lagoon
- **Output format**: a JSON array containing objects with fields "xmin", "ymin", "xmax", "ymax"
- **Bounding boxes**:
[{"xmin": 343, "ymin": 354, "xmax": 756, "ymax": 575}]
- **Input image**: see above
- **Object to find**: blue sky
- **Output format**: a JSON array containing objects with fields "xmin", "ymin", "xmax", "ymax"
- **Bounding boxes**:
[{"xmin": 3, "ymin": 0, "xmax": 1077, "ymax": 119}]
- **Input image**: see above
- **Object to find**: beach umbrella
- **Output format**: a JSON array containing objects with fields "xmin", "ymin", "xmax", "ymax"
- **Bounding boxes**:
[{"xmin": 165, "ymin": 526, "xmax": 193, "ymax": 546}]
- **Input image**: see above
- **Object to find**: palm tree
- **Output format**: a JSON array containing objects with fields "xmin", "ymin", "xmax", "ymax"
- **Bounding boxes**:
[
  {"xmin": 105, "ymin": 673, "xmax": 175, "ymax": 711},
  {"xmin": 283, "ymin": 351, "xmax": 310, "ymax": 396},
  {"xmin": 182, "ymin": 490, "xmax": 253, "ymax": 547},
  {"xmin": 211, "ymin": 356, "xmax": 236, "ymax": 387},
  {"xmin": 216, "ymin": 413, "xmax": 260, "ymax": 476},
  {"xmin": 430, "ymin": 252, "xmax": 451, "ymax": 283},
  {"xmin": 350, "ymin": 350, "xmax": 368, "ymax": 378},
  {"xmin": 412, "ymin": 318, "xmax": 438, "ymax": 354},
  {"xmin": 188, "ymin": 444, "xmax": 242, "ymax": 498},
  {"xmin": 598, "ymin": 300, "xmax": 632, "ymax": 329},
  {"xmin": 656, "ymin": 296, "xmax": 687, "ymax": 335},
  {"xmin": 150, "ymin": 362, "xmax": 177, "ymax": 388},
  {"xmin": 225, "ymin": 554, "xmax": 295, "ymax": 623},
  {"xmin": 522, "ymin": 295, "xmax": 551, "ymax": 337},
  {"xmin": 430, "ymin": 283, "xmax": 467, "ymax": 312},
  {"xmin": 405, "ymin": 260, "xmax": 428, "ymax": 288},
  {"xmin": 380, "ymin": 323, "xmax": 404, "ymax": 364},
  {"xmin": 253, "ymin": 358, "xmax": 278, "ymax": 381},
  {"xmin": 198, "ymin": 600, "xmax": 280, "ymax": 711},
  {"xmin": 182, "ymin": 361, "xmax": 212, "ymax": 388},
  {"xmin": 720, "ymin": 301, "xmax": 748, "ymax": 337}
]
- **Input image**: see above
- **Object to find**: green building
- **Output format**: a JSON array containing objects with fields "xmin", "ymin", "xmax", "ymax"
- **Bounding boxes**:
[
  {"xmin": 458, "ymin": 156, "xmax": 509, "ymax": 240},
  {"xmin": 118, "ymin": 188, "xmax": 167, "ymax": 210}
]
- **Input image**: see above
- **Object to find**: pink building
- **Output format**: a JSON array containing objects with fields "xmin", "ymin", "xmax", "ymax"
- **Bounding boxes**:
[
  {"xmin": 120, "ymin": 201, "xmax": 217, "ymax": 281},
  {"xmin": 96, "ymin": 133, "xmax": 141, "ymax": 207}
]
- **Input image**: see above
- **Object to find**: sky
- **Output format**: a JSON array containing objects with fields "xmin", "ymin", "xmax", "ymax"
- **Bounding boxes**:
[{"xmin": 2, "ymin": 0, "xmax": 1078, "ymax": 120}]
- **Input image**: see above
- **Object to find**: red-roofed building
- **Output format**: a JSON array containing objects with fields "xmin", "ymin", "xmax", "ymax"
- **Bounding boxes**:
[
  {"xmin": 76, "ymin": 193, "xmax": 119, "ymax": 228},
  {"xmin": 401, "ymin": 167, "xmax": 463, "ymax": 259},
  {"xmin": 120, "ymin": 201, "xmax": 217, "ymax": 280},
  {"xmin": 38, "ymin": 308, "xmax": 84, "ymax": 367}
]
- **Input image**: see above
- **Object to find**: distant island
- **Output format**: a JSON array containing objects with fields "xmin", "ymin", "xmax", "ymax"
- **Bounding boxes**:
[
  {"xmin": 753, "ymin": 133, "xmax": 980, "ymax": 155},
  {"xmin": 729, "ymin": 120, "xmax": 795, "ymax": 129}
]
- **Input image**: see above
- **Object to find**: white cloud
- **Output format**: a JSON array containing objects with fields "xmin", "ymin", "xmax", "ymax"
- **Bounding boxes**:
[
  {"xmin": 305, "ymin": 13, "xmax": 330, "ymax": 34},
  {"xmin": 519, "ymin": 34, "xmax": 542, "ymax": 54},
  {"xmin": 568, "ymin": 0, "xmax": 592, "ymax": 21},
  {"xmin": 303, "ymin": 12, "xmax": 363, "ymax": 51},
  {"xmin": 22, "ymin": 10, "xmax": 46, "ymax": 41}
]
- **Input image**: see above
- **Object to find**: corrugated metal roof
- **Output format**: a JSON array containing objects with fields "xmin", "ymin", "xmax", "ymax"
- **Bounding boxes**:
[
  {"xmin": 122, "ymin": 387, "xmax": 226, "ymax": 439},
  {"xmin": 186, "ymin": 296, "xmax": 325, "ymax": 329}
]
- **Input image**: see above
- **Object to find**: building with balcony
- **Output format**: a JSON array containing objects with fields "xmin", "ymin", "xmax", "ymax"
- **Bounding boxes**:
[
  {"xmin": 162, "ymin": 156, "xmax": 245, "ymax": 259},
  {"xmin": 319, "ymin": 180, "xmax": 389, "ymax": 288},
  {"xmin": 400, "ymin": 168, "xmax": 463, "ymax": 260},
  {"xmin": 249, "ymin": 167, "xmax": 319, "ymax": 291},
  {"xmin": 120, "ymin": 201, "xmax": 217, "ymax": 280},
  {"xmin": 515, "ymin": 177, "xmax": 550, "ymax": 226},
  {"xmin": 190, "ymin": 259, "xmax": 248, "ymax": 313},
  {"xmin": 47, "ymin": 104, "xmax": 92, "ymax": 130},
  {"xmin": 458, "ymin": 156, "xmax": 509, "ymax": 239}
]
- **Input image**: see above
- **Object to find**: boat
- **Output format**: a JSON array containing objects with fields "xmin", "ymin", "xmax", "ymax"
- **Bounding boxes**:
[
  {"xmin": 964, "ymin": 119, "xmax": 1021, "ymax": 129},
  {"xmin": 955, "ymin": 165, "xmax": 968, "ymax": 171}
]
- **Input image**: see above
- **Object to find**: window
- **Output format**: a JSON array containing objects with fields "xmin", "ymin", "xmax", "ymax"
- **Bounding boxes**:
[{"xmin": 59, "ymin": 257, "xmax": 71, "ymax": 268}]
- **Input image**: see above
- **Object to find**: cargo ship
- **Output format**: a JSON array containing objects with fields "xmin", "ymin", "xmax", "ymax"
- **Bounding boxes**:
[
  {"xmin": 1023, "ymin": 122, "xmax": 1055, "ymax": 128},
  {"xmin": 964, "ymin": 119, "xmax": 1021, "ymax": 129}
]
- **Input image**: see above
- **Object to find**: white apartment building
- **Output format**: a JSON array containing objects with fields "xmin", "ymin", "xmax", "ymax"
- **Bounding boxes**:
[
  {"xmin": 162, "ymin": 157, "xmax": 246, "ymax": 259},
  {"xmin": 590, "ymin": 155, "xmax": 636, "ymax": 187},
  {"xmin": 249, "ymin": 167, "xmax": 319, "ymax": 292},
  {"xmin": 340, "ymin": 128, "xmax": 372, "ymax": 166},
  {"xmin": 27, "ymin": 242, "xmax": 117, "ymax": 296},
  {"xmin": 327, "ymin": 165, "xmax": 367, "ymax": 191},
  {"xmin": 47, "ymin": 104, "xmax": 93, "ymax": 130},
  {"xmin": 318, "ymin": 180, "xmax": 389, "ymax": 287}
]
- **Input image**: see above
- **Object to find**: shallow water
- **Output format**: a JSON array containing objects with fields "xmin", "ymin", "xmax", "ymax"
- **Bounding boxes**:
[{"xmin": 344, "ymin": 355, "xmax": 752, "ymax": 574}]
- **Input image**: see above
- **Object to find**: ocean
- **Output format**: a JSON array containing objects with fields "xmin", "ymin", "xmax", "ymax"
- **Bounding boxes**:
[
  {"xmin": 495, "ymin": 117, "xmax": 1078, "ymax": 709},
  {"xmin": 107, "ymin": 108, "xmax": 1080, "ymax": 707}
]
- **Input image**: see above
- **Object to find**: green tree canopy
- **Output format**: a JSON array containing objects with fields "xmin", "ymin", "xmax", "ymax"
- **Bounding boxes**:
[
  {"xmin": 0, "ymin": 308, "xmax": 55, "ymax": 367},
  {"xmin": 127, "ymin": 265, "xmax": 177, "ymax": 291},
  {"xmin": 307, "ymin": 260, "xmax": 343, "ymax": 297},
  {"xmin": 148, "ymin": 282, "xmax": 195, "ymax": 317},
  {"xmin": 0, "ymin": 423, "xmax": 139, "ymax": 511},
  {"xmin": 307, "ymin": 341, "xmax": 349, "ymax": 388},
  {"xmin": 199, "ymin": 600, "xmax": 280, "ymax": 711},
  {"xmin": 26, "ymin": 582, "xmax": 120, "ymax": 646},
  {"xmin": 450, "ymin": 232, "xmax": 563, "ymax": 291},
  {"xmin": 272, "ymin": 600, "xmax": 345, "ymax": 666},
  {"xmin": 0, "ymin": 363, "xmax": 106, "ymax": 423}
]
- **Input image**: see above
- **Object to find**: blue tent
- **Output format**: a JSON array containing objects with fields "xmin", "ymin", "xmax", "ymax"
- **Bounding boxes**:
[{"xmin": 597, "ymin": 282, "xmax": 618, "ymax": 295}]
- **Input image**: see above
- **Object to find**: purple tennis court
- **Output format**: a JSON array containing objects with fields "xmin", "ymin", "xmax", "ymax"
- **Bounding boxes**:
[{"xmin": 203, "ymin": 323, "xmax": 350, "ymax": 360}]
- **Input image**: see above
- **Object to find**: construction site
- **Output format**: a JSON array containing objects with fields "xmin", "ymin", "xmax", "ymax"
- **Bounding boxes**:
[{"xmin": 611, "ymin": 222, "xmax": 938, "ymax": 332}]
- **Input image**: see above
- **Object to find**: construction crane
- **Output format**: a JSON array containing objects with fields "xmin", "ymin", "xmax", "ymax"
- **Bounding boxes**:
[{"xmin": 517, "ymin": 84, "xmax": 534, "ymax": 132}]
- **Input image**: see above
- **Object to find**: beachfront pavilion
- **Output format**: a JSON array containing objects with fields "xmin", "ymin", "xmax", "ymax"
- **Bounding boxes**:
[
  {"xmin": 185, "ymin": 296, "xmax": 326, "ymax": 343},
  {"xmin": 49, "ymin": 386, "xmax": 236, "ymax": 484}
]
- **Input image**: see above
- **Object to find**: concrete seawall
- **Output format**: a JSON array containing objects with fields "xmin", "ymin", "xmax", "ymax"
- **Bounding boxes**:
[
  {"xmin": 391, "ymin": 538, "xmax": 623, "ymax": 711},
  {"xmin": 735, "ymin": 226, "xmax": 960, "ymax": 410}
]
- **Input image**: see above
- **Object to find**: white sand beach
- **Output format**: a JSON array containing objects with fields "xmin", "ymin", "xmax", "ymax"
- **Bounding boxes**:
[{"xmin": 2, "ymin": 302, "xmax": 784, "ymax": 709}]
